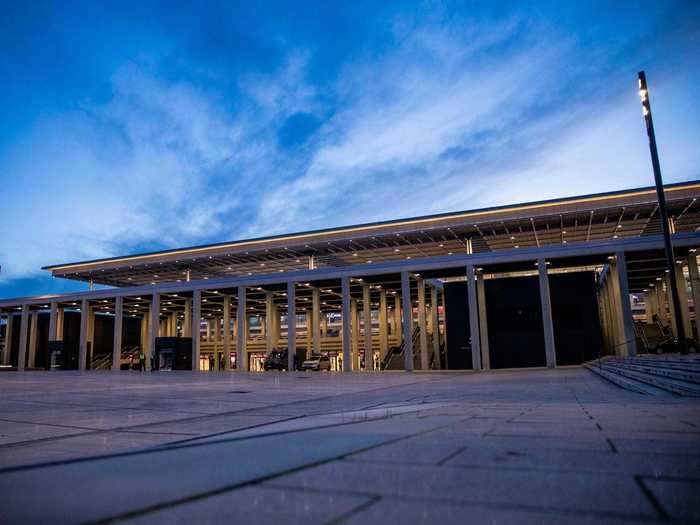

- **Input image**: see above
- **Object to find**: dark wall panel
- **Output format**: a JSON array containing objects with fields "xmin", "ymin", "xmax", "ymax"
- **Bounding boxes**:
[
  {"xmin": 443, "ymin": 282, "xmax": 473, "ymax": 370},
  {"xmin": 62, "ymin": 311, "xmax": 81, "ymax": 369},
  {"xmin": 35, "ymin": 313, "xmax": 49, "ymax": 368},
  {"xmin": 486, "ymin": 276, "xmax": 546, "ymax": 369},
  {"xmin": 10, "ymin": 315, "xmax": 20, "ymax": 367},
  {"xmin": 123, "ymin": 318, "xmax": 141, "ymax": 348},
  {"xmin": 93, "ymin": 315, "xmax": 114, "ymax": 357},
  {"xmin": 550, "ymin": 272, "xmax": 603, "ymax": 365}
]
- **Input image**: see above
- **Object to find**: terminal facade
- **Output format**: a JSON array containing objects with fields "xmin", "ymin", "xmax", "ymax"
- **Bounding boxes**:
[{"xmin": 2, "ymin": 181, "xmax": 700, "ymax": 373}]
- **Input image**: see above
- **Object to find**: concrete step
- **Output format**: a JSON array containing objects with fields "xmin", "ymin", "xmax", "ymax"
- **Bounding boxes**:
[
  {"xmin": 625, "ymin": 355, "xmax": 700, "ymax": 365},
  {"xmin": 583, "ymin": 363, "xmax": 667, "ymax": 396},
  {"xmin": 606, "ymin": 361, "xmax": 700, "ymax": 385},
  {"xmin": 599, "ymin": 363, "xmax": 700, "ymax": 397}
]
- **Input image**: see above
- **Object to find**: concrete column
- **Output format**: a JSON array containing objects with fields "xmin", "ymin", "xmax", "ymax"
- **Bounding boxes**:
[
  {"xmin": 206, "ymin": 319, "xmax": 213, "ymax": 342},
  {"xmin": 17, "ymin": 305, "xmax": 29, "ymax": 371},
  {"xmin": 272, "ymin": 304, "xmax": 280, "ymax": 348},
  {"xmin": 212, "ymin": 317, "xmax": 220, "ymax": 370},
  {"xmin": 401, "ymin": 271, "xmax": 413, "ymax": 371},
  {"xmin": 237, "ymin": 286, "xmax": 248, "ymax": 371},
  {"xmin": 379, "ymin": 289, "xmax": 388, "ymax": 362},
  {"xmin": 112, "ymin": 296, "xmax": 123, "ymax": 371},
  {"xmin": 321, "ymin": 314, "xmax": 328, "ymax": 337},
  {"xmin": 56, "ymin": 307, "xmax": 64, "ymax": 342},
  {"xmin": 602, "ymin": 280, "xmax": 615, "ymax": 353},
  {"xmin": 656, "ymin": 281, "xmax": 667, "ymax": 326},
  {"xmin": 430, "ymin": 286, "xmax": 441, "ymax": 370},
  {"xmin": 466, "ymin": 264, "xmax": 482, "ymax": 371},
  {"xmin": 287, "ymin": 282, "xmax": 296, "ymax": 371},
  {"xmin": 351, "ymin": 299, "xmax": 359, "ymax": 369},
  {"xmin": 646, "ymin": 287, "xmax": 658, "ymax": 323},
  {"xmin": 393, "ymin": 294, "xmax": 402, "ymax": 341},
  {"xmin": 79, "ymin": 299, "xmax": 89, "ymax": 371},
  {"xmin": 476, "ymin": 272, "xmax": 491, "ymax": 370},
  {"xmin": 48, "ymin": 303, "xmax": 58, "ymax": 341},
  {"xmin": 3, "ymin": 312, "xmax": 17, "ymax": 365},
  {"xmin": 614, "ymin": 252, "xmax": 637, "ymax": 357},
  {"xmin": 223, "ymin": 295, "xmax": 231, "ymax": 370},
  {"xmin": 609, "ymin": 267, "xmax": 624, "ymax": 349},
  {"xmin": 148, "ymin": 293, "xmax": 160, "ymax": 371},
  {"xmin": 87, "ymin": 306, "xmax": 95, "ymax": 364},
  {"xmin": 675, "ymin": 261, "xmax": 692, "ymax": 339},
  {"xmin": 27, "ymin": 310, "xmax": 38, "ymax": 369},
  {"xmin": 537, "ymin": 259, "xmax": 557, "ymax": 367},
  {"xmin": 305, "ymin": 309, "xmax": 312, "ymax": 358},
  {"xmin": 417, "ymin": 278, "xmax": 428, "ymax": 370},
  {"xmin": 265, "ymin": 293, "xmax": 274, "ymax": 353},
  {"xmin": 192, "ymin": 290, "xmax": 201, "ymax": 370},
  {"xmin": 183, "ymin": 299, "xmax": 192, "ymax": 337},
  {"xmin": 665, "ymin": 277, "xmax": 678, "ymax": 338},
  {"xmin": 140, "ymin": 313, "xmax": 149, "ymax": 361},
  {"xmin": 341, "ymin": 276, "xmax": 352, "ymax": 371},
  {"xmin": 440, "ymin": 289, "xmax": 448, "ymax": 369},
  {"xmin": 643, "ymin": 292, "xmax": 653, "ymax": 325},
  {"xmin": 687, "ymin": 254, "xmax": 700, "ymax": 341},
  {"xmin": 2, "ymin": 313, "xmax": 13, "ymax": 366},
  {"xmin": 362, "ymin": 284, "xmax": 372, "ymax": 363},
  {"xmin": 312, "ymin": 288, "xmax": 321, "ymax": 354}
]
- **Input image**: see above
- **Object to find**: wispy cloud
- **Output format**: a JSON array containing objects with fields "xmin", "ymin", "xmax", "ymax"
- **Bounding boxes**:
[{"xmin": 0, "ymin": 5, "xmax": 698, "ymax": 294}]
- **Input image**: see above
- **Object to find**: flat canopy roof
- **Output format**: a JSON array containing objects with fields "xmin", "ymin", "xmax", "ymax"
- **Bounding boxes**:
[{"xmin": 43, "ymin": 180, "xmax": 700, "ymax": 288}]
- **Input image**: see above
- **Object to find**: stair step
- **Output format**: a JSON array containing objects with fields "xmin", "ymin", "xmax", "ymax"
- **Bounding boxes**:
[
  {"xmin": 599, "ymin": 363, "xmax": 700, "ymax": 397},
  {"xmin": 606, "ymin": 362, "xmax": 700, "ymax": 384},
  {"xmin": 584, "ymin": 363, "xmax": 667, "ymax": 396}
]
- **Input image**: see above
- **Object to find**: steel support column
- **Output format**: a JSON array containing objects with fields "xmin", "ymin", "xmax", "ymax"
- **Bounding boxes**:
[
  {"xmin": 237, "ymin": 286, "xmax": 247, "ymax": 371},
  {"xmin": 614, "ymin": 252, "xmax": 637, "ymax": 357},
  {"xmin": 401, "ymin": 271, "xmax": 413, "ymax": 371},
  {"xmin": 79, "ymin": 299, "xmax": 89, "ymax": 371},
  {"xmin": 430, "ymin": 285, "xmax": 441, "ymax": 370},
  {"xmin": 191, "ymin": 290, "xmax": 201, "ymax": 370},
  {"xmin": 223, "ymin": 295, "xmax": 231, "ymax": 370},
  {"xmin": 687, "ymin": 253, "xmax": 700, "ymax": 341},
  {"xmin": 148, "ymin": 293, "xmax": 159, "ymax": 371},
  {"xmin": 476, "ymin": 272, "xmax": 490, "ymax": 370},
  {"xmin": 417, "ymin": 278, "xmax": 428, "ymax": 370},
  {"xmin": 341, "ymin": 276, "xmax": 352, "ymax": 371},
  {"xmin": 287, "ymin": 282, "xmax": 296, "ymax": 371},
  {"xmin": 112, "ymin": 296, "xmax": 123, "ymax": 371},
  {"xmin": 466, "ymin": 264, "xmax": 482, "ymax": 371},
  {"xmin": 362, "ymin": 284, "xmax": 372, "ymax": 365}
]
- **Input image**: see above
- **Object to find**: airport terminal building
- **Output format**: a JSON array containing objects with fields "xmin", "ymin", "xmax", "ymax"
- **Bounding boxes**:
[{"xmin": 2, "ymin": 181, "xmax": 700, "ymax": 373}]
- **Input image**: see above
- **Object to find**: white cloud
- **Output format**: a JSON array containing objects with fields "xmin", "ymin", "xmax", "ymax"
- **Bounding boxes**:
[
  {"xmin": 0, "ymin": 56, "xmax": 313, "ymax": 282},
  {"xmin": 1, "ymin": 13, "xmax": 698, "ymax": 293}
]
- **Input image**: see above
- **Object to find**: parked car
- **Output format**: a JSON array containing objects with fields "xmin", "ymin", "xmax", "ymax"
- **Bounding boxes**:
[
  {"xmin": 301, "ymin": 355, "xmax": 331, "ymax": 371},
  {"xmin": 264, "ymin": 350, "xmax": 289, "ymax": 371}
]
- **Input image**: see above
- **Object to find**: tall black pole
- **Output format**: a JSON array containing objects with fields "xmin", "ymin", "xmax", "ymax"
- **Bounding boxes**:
[{"xmin": 638, "ymin": 71, "xmax": 687, "ymax": 354}]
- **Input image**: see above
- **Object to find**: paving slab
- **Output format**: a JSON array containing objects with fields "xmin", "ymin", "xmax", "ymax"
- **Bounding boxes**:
[
  {"xmin": 268, "ymin": 460, "xmax": 659, "ymax": 519},
  {"xmin": 121, "ymin": 485, "xmax": 372, "ymax": 525},
  {"xmin": 0, "ymin": 367, "xmax": 697, "ymax": 524}
]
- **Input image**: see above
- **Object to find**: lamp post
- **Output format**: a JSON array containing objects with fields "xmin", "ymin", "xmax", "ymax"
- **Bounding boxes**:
[{"xmin": 638, "ymin": 71, "xmax": 687, "ymax": 354}]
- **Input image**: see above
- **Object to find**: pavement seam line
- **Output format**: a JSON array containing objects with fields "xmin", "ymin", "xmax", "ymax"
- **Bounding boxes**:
[{"xmin": 83, "ymin": 417, "xmax": 473, "ymax": 524}]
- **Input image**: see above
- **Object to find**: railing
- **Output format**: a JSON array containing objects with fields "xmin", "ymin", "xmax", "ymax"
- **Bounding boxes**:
[
  {"xmin": 382, "ymin": 326, "xmax": 420, "ymax": 370},
  {"xmin": 199, "ymin": 335, "xmax": 399, "ymax": 355},
  {"xmin": 90, "ymin": 354, "xmax": 112, "ymax": 371}
]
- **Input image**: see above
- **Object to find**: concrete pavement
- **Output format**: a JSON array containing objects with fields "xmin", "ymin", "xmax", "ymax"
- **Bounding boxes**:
[{"xmin": 0, "ymin": 368, "xmax": 698, "ymax": 523}]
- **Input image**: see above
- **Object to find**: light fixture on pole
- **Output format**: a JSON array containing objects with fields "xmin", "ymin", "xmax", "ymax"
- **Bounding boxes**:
[{"xmin": 638, "ymin": 71, "xmax": 687, "ymax": 354}]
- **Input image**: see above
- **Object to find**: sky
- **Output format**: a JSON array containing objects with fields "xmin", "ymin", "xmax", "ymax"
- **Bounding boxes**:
[{"xmin": 0, "ymin": 1, "xmax": 698, "ymax": 298}]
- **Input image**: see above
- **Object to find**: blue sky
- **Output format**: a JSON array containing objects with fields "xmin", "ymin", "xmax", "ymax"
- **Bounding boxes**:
[{"xmin": 1, "ymin": 1, "xmax": 699, "ymax": 298}]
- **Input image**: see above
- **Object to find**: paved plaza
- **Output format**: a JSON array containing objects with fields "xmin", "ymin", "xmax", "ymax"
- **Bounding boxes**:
[{"xmin": 0, "ymin": 368, "xmax": 698, "ymax": 524}]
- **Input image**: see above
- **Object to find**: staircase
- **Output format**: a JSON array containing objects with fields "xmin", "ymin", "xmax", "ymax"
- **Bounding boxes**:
[
  {"xmin": 382, "ymin": 326, "xmax": 420, "ymax": 370},
  {"xmin": 585, "ymin": 355, "xmax": 700, "ymax": 396},
  {"xmin": 90, "ymin": 354, "xmax": 112, "ymax": 371}
]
